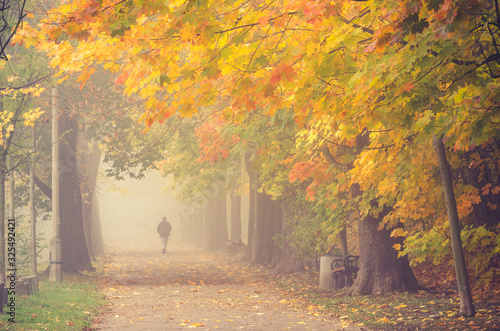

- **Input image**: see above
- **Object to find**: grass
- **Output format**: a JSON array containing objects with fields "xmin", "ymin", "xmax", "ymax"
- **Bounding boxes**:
[
  {"xmin": 274, "ymin": 271, "xmax": 500, "ymax": 330},
  {"xmin": 0, "ymin": 273, "xmax": 105, "ymax": 331}
]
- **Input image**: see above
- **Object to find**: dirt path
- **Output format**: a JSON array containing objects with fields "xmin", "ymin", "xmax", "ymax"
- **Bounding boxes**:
[{"xmin": 91, "ymin": 242, "xmax": 365, "ymax": 330}]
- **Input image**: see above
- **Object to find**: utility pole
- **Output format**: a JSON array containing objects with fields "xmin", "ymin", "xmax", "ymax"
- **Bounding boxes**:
[{"xmin": 50, "ymin": 86, "xmax": 62, "ymax": 282}]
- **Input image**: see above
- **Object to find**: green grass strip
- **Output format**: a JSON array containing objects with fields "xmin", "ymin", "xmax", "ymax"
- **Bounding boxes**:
[{"xmin": 0, "ymin": 274, "xmax": 105, "ymax": 331}]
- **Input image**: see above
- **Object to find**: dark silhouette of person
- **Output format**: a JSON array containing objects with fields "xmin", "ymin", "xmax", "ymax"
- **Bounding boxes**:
[{"xmin": 157, "ymin": 216, "xmax": 172, "ymax": 253}]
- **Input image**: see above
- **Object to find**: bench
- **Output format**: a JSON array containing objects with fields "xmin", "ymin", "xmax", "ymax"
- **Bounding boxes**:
[
  {"xmin": 0, "ymin": 275, "xmax": 39, "ymax": 313},
  {"xmin": 331, "ymin": 255, "xmax": 359, "ymax": 289},
  {"xmin": 17, "ymin": 276, "xmax": 39, "ymax": 296}
]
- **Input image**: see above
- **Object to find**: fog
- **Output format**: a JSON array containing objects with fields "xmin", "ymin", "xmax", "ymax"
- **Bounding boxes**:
[
  {"xmin": 34, "ymin": 165, "xmax": 249, "ymax": 264},
  {"xmin": 98, "ymin": 170, "xmax": 180, "ymax": 248}
]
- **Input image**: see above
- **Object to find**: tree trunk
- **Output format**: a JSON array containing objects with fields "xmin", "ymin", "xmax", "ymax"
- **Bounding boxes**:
[
  {"xmin": 230, "ymin": 190, "xmax": 241, "ymax": 242},
  {"xmin": 242, "ymin": 149, "xmax": 281, "ymax": 264},
  {"xmin": 433, "ymin": 136, "xmax": 475, "ymax": 317},
  {"xmin": 180, "ymin": 201, "xmax": 203, "ymax": 246},
  {"xmin": 244, "ymin": 155, "xmax": 255, "ymax": 260},
  {"xmin": 58, "ymin": 115, "xmax": 94, "ymax": 272},
  {"xmin": 79, "ymin": 138, "xmax": 102, "ymax": 261},
  {"xmin": 193, "ymin": 204, "xmax": 203, "ymax": 247},
  {"xmin": 347, "ymin": 206, "xmax": 419, "ymax": 295},
  {"xmin": 339, "ymin": 226, "xmax": 348, "ymax": 257},
  {"xmin": 322, "ymin": 136, "xmax": 419, "ymax": 295},
  {"xmin": 202, "ymin": 198, "xmax": 216, "ymax": 250},
  {"xmin": 0, "ymin": 97, "xmax": 16, "ymax": 284},
  {"xmin": 9, "ymin": 158, "xmax": 14, "ymax": 219},
  {"xmin": 273, "ymin": 203, "xmax": 303, "ymax": 274},
  {"xmin": 90, "ymin": 193, "xmax": 104, "ymax": 255},
  {"xmin": 179, "ymin": 201, "xmax": 190, "ymax": 244},
  {"xmin": 254, "ymin": 192, "xmax": 281, "ymax": 264},
  {"xmin": 0, "ymin": 165, "xmax": 5, "ymax": 284},
  {"xmin": 270, "ymin": 202, "xmax": 283, "ymax": 268},
  {"xmin": 214, "ymin": 195, "xmax": 228, "ymax": 250}
]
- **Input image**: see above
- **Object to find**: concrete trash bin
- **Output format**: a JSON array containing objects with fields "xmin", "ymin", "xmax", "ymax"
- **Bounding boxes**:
[{"xmin": 319, "ymin": 255, "xmax": 343, "ymax": 290}]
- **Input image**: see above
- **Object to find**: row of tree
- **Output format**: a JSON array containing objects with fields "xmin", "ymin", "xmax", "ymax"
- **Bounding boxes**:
[
  {"xmin": 4, "ymin": 0, "xmax": 500, "ymax": 318},
  {"xmin": 1, "ymin": 6, "xmax": 170, "ymax": 280}
]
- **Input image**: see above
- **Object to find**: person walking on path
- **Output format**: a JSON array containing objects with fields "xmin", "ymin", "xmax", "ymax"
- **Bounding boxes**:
[{"xmin": 157, "ymin": 216, "xmax": 172, "ymax": 253}]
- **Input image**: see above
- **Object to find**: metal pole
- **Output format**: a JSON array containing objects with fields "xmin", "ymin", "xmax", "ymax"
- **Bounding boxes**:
[
  {"xmin": 50, "ymin": 86, "xmax": 62, "ymax": 282},
  {"xmin": 30, "ymin": 125, "xmax": 37, "ymax": 276}
]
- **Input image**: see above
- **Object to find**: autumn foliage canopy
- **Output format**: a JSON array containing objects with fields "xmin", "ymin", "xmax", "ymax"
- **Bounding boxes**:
[{"xmin": 15, "ymin": 0, "xmax": 500, "ymax": 283}]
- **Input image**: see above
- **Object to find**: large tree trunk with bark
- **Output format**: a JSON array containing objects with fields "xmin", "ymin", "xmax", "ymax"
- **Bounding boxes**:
[
  {"xmin": 273, "ymin": 203, "xmax": 304, "ymax": 274},
  {"xmin": 230, "ymin": 190, "xmax": 241, "ymax": 242},
  {"xmin": 347, "ymin": 206, "xmax": 419, "ymax": 295},
  {"xmin": 179, "ymin": 201, "xmax": 203, "ymax": 246},
  {"xmin": 202, "ymin": 193, "xmax": 228, "ymax": 251},
  {"xmin": 59, "ymin": 115, "xmax": 94, "ymax": 272},
  {"xmin": 214, "ymin": 195, "xmax": 228, "ymax": 250},
  {"xmin": 270, "ymin": 202, "xmax": 283, "ymax": 268},
  {"xmin": 90, "ymin": 193, "xmax": 104, "ymax": 255},
  {"xmin": 35, "ymin": 115, "xmax": 94, "ymax": 272},
  {"xmin": 79, "ymin": 138, "xmax": 102, "ymax": 261},
  {"xmin": 323, "ymin": 135, "xmax": 419, "ymax": 295},
  {"xmin": 254, "ymin": 192, "xmax": 281, "ymax": 265},
  {"xmin": 193, "ymin": 204, "xmax": 203, "ymax": 247},
  {"xmin": 201, "ymin": 200, "xmax": 213, "ymax": 250},
  {"xmin": 244, "ymin": 151, "xmax": 255, "ymax": 260}
]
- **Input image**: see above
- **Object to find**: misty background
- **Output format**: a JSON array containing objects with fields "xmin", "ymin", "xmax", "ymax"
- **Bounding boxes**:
[
  {"xmin": 98, "ymin": 169, "xmax": 179, "ymax": 247},
  {"xmin": 35, "ymin": 165, "xmax": 250, "ymax": 262}
]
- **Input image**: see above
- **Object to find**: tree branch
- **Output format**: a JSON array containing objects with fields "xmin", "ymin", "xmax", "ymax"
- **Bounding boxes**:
[
  {"xmin": 34, "ymin": 175, "xmax": 52, "ymax": 200},
  {"xmin": 320, "ymin": 143, "xmax": 351, "ymax": 172}
]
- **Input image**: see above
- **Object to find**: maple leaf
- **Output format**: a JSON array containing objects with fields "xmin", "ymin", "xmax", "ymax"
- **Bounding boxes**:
[{"xmin": 402, "ymin": 83, "xmax": 414, "ymax": 93}]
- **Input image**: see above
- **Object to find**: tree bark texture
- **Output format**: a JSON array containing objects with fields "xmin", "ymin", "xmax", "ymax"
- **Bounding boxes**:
[
  {"xmin": 202, "ymin": 199, "xmax": 212, "ymax": 250},
  {"xmin": 58, "ymin": 115, "xmax": 94, "ymax": 272},
  {"xmin": 273, "ymin": 203, "xmax": 304, "ymax": 274},
  {"xmin": 180, "ymin": 202, "xmax": 203, "ymax": 246},
  {"xmin": 254, "ymin": 192, "xmax": 281, "ymax": 265},
  {"xmin": 347, "ymin": 206, "xmax": 419, "ymax": 295},
  {"xmin": 339, "ymin": 226, "xmax": 348, "ymax": 257},
  {"xmin": 244, "ymin": 173, "xmax": 255, "ymax": 260},
  {"xmin": 214, "ymin": 195, "xmax": 228, "ymax": 250},
  {"xmin": 0, "ymin": 98, "xmax": 18, "ymax": 283},
  {"xmin": 90, "ymin": 193, "xmax": 104, "ymax": 255},
  {"xmin": 270, "ymin": 202, "xmax": 283, "ymax": 268},
  {"xmin": 202, "ymin": 195, "xmax": 228, "ymax": 251},
  {"xmin": 433, "ymin": 136, "xmax": 475, "ymax": 317},
  {"xmin": 78, "ymin": 138, "xmax": 102, "ymax": 261},
  {"xmin": 230, "ymin": 191, "xmax": 242, "ymax": 242},
  {"xmin": 323, "ymin": 134, "xmax": 419, "ymax": 295}
]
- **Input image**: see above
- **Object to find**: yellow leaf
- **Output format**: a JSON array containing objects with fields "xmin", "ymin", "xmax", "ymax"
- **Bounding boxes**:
[{"xmin": 377, "ymin": 317, "xmax": 392, "ymax": 324}]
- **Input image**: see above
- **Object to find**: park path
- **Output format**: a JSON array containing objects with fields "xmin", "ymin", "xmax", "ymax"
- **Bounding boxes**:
[{"xmin": 90, "ymin": 241, "xmax": 365, "ymax": 331}]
